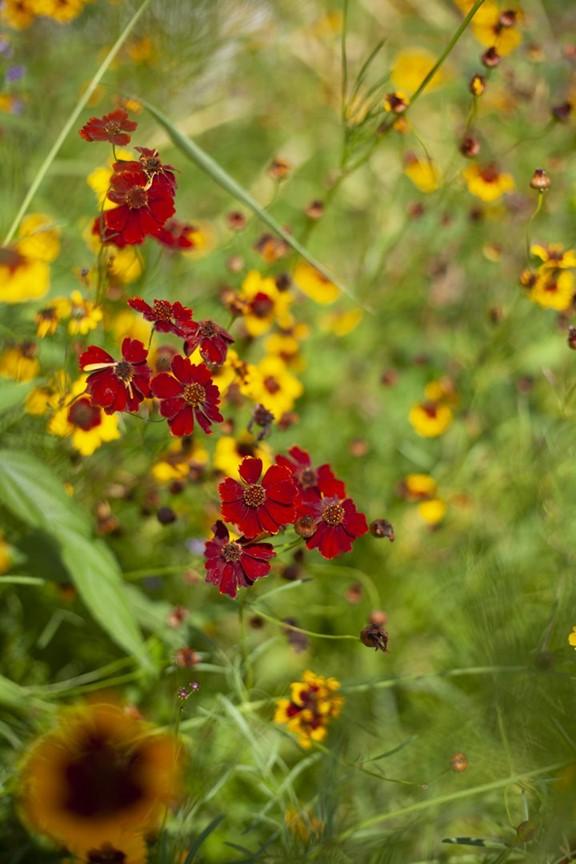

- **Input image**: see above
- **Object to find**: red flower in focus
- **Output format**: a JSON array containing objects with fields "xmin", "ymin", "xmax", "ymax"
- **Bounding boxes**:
[
  {"xmin": 95, "ymin": 168, "xmax": 175, "ymax": 247},
  {"xmin": 276, "ymin": 446, "xmax": 346, "ymax": 497},
  {"xmin": 182, "ymin": 319, "xmax": 234, "ymax": 365},
  {"xmin": 219, "ymin": 457, "xmax": 298, "ymax": 538},
  {"xmin": 80, "ymin": 338, "xmax": 151, "ymax": 414},
  {"xmin": 113, "ymin": 147, "xmax": 176, "ymax": 194},
  {"xmin": 128, "ymin": 297, "xmax": 194, "ymax": 336},
  {"xmin": 151, "ymin": 355, "xmax": 223, "ymax": 436},
  {"xmin": 155, "ymin": 220, "xmax": 198, "ymax": 250},
  {"xmin": 79, "ymin": 109, "xmax": 137, "ymax": 146},
  {"xmin": 298, "ymin": 471, "xmax": 368, "ymax": 559},
  {"xmin": 204, "ymin": 520, "xmax": 275, "ymax": 598}
]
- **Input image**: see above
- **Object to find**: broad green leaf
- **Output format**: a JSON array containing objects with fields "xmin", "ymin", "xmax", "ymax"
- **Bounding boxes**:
[
  {"xmin": 142, "ymin": 100, "xmax": 361, "ymax": 306},
  {"xmin": 0, "ymin": 380, "xmax": 34, "ymax": 414},
  {"xmin": 0, "ymin": 449, "xmax": 90, "ymax": 537},
  {"xmin": 58, "ymin": 530, "xmax": 151, "ymax": 670}
]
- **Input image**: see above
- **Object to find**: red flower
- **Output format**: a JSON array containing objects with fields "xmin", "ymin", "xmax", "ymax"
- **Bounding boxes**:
[
  {"xmin": 151, "ymin": 355, "xmax": 223, "ymax": 436},
  {"xmin": 182, "ymin": 319, "xmax": 234, "ymax": 365},
  {"xmin": 128, "ymin": 297, "xmax": 194, "ymax": 336},
  {"xmin": 219, "ymin": 457, "xmax": 298, "ymax": 538},
  {"xmin": 113, "ymin": 147, "xmax": 176, "ymax": 194},
  {"xmin": 276, "ymin": 447, "xmax": 346, "ymax": 497},
  {"xmin": 80, "ymin": 338, "xmax": 151, "ymax": 414},
  {"xmin": 154, "ymin": 220, "xmax": 198, "ymax": 250},
  {"xmin": 204, "ymin": 520, "xmax": 275, "ymax": 598},
  {"xmin": 298, "ymin": 472, "xmax": 368, "ymax": 559},
  {"xmin": 95, "ymin": 168, "xmax": 175, "ymax": 247},
  {"xmin": 79, "ymin": 109, "xmax": 137, "ymax": 146}
]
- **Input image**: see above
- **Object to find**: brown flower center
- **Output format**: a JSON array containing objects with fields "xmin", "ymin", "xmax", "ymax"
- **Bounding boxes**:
[
  {"xmin": 250, "ymin": 292, "xmax": 274, "ymax": 318},
  {"xmin": 222, "ymin": 541, "xmax": 243, "ymax": 563},
  {"xmin": 115, "ymin": 361, "xmax": 134, "ymax": 383},
  {"xmin": 183, "ymin": 382, "xmax": 206, "ymax": 406},
  {"xmin": 153, "ymin": 299, "xmax": 173, "ymax": 320},
  {"xmin": 87, "ymin": 845, "xmax": 126, "ymax": 864},
  {"xmin": 299, "ymin": 467, "xmax": 317, "ymax": 489},
  {"xmin": 68, "ymin": 399, "xmax": 101, "ymax": 431},
  {"xmin": 479, "ymin": 165, "xmax": 499, "ymax": 183},
  {"xmin": 104, "ymin": 120, "xmax": 122, "ymax": 137},
  {"xmin": 124, "ymin": 186, "xmax": 148, "ymax": 209},
  {"xmin": 422, "ymin": 403, "xmax": 438, "ymax": 418},
  {"xmin": 322, "ymin": 502, "xmax": 345, "ymax": 526},
  {"xmin": 264, "ymin": 375, "xmax": 281, "ymax": 394},
  {"xmin": 243, "ymin": 483, "xmax": 266, "ymax": 508}
]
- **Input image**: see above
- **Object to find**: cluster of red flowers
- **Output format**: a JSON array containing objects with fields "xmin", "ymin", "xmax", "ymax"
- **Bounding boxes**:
[
  {"xmin": 80, "ymin": 108, "xmax": 191, "ymax": 249},
  {"xmin": 79, "ymin": 297, "xmax": 233, "ymax": 436},
  {"xmin": 204, "ymin": 448, "xmax": 368, "ymax": 598}
]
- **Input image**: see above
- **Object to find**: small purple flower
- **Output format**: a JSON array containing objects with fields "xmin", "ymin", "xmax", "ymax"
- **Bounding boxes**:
[{"xmin": 6, "ymin": 65, "xmax": 24, "ymax": 82}]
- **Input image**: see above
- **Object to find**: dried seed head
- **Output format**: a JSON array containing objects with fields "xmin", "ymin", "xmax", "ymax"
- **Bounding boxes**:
[
  {"xmin": 459, "ymin": 135, "xmax": 480, "ymax": 158},
  {"xmin": 157, "ymin": 506, "xmax": 177, "ymax": 525},
  {"xmin": 268, "ymin": 157, "xmax": 291, "ymax": 180},
  {"xmin": 369, "ymin": 519, "xmax": 395, "ymax": 541},
  {"xmin": 529, "ymin": 168, "xmax": 550, "ymax": 191},
  {"xmin": 360, "ymin": 623, "xmax": 389, "ymax": 653},
  {"xmin": 450, "ymin": 752, "xmax": 468, "ymax": 772},
  {"xmin": 294, "ymin": 515, "xmax": 317, "ymax": 539}
]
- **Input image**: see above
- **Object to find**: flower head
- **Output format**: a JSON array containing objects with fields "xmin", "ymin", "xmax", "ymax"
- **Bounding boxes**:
[
  {"xmin": 297, "ymin": 469, "xmax": 367, "ymax": 559},
  {"xmin": 182, "ymin": 318, "xmax": 234, "ymax": 365},
  {"xmin": 242, "ymin": 355, "xmax": 303, "ymax": 419},
  {"xmin": 276, "ymin": 446, "xmax": 345, "ymax": 497},
  {"xmin": 48, "ymin": 379, "xmax": 121, "ymax": 456},
  {"xmin": 409, "ymin": 401, "xmax": 453, "ymax": 437},
  {"xmin": 463, "ymin": 163, "xmax": 514, "ymax": 202},
  {"xmin": 239, "ymin": 270, "xmax": 294, "ymax": 334},
  {"xmin": 293, "ymin": 261, "xmax": 340, "ymax": 304},
  {"xmin": 527, "ymin": 270, "xmax": 574, "ymax": 312},
  {"xmin": 151, "ymin": 355, "xmax": 223, "ymax": 436},
  {"xmin": 218, "ymin": 456, "xmax": 298, "ymax": 538},
  {"xmin": 95, "ymin": 167, "xmax": 175, "ymax": 248},
  {"xmin": 80, "ymin": 338, "xmax": 151, "ymax": 414},
  {"xmin": 80, "ymin": 109, "xmax": 137, "ymax": 146},
  {"xmin": 274, "ymin": 671, "xmax": 343, "ymax": 748},
  {"xmin": 530, "ymin": 243, "xmax": 576, "ymax": 270},
  {"xmin": 204, "ymin": 520, "xmax": 276, "ymax": 598},
  {"xmin": 128, "ymin": 296, "xmax": 194, "ymax": 336}
]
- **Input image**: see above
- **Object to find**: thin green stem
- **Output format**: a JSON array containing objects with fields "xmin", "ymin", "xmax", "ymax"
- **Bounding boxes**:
[
  {"xmin": 247, "ymin": 608, "xmax": 359, "ymax": 642},
  {"xmin": 3, "ymin": 0, "xmax": 152, "ymax": 245}
]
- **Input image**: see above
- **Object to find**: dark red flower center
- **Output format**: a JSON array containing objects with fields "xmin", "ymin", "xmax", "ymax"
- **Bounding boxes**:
[
  {"xmin": 299, "ymin": 467, "xmax": 317, "ymax": 489},
  {"xmin": 322, "ymin": 502, "xmax": 345, "ymax": 526},
  {"xmin": 237, "ymin": 442, "xmax": 257, "ymax": 457},
  {"xmin": 544, "ymin": 279, "xmax": 559, "ymax": 293},
  {"xmin": 153, "ymin": 299, "xmax": 173, "ymax": 321},
  {"xmin": 250, "ymin": 292, "xmax": 274, "ymax": 318},
  {"xmin": 68, "ymin": 399, "xmax": 101, "ymax": 431},
  {"xmin": 104, "ymin": 120, "xmax": 124, "ymax": 137},
  {"xmin": 0, "ymin": 247, "xmax": 25, "ymax": 271},
  {"xmin": 479, "ymin": 165, "xmax": 499, "ymax": 183},
  {"xmin": 87, "ymin": 845, "xmax": 126, "ymax": 864},
  {"xmin": 243, "ymin": 483, "xmax": 266, "ymax": 508},
  {"xmin": 221, "ymin": 541, "xmax": 243, "ymax": 563},
  {"xmin": 422, "ymin": 403, "xmax": 438, "ymax": 418},
  {"xmin": 183, "ymin": 382, "xmax": 206, "ymax": 406},
  {"xmin": 264, "ymin": 376, "xmax": 281, "ymax": 394},
  {"xmin": 140, "ymin": 155, "xmax": 162, "ymax": 174},
  {"xmin": 115, "ymin": 361, "xmax": 134, "ymax": 383},
  {"xmin": 124, "ymin": 187, "xmax": 148, "ymax": 209}
]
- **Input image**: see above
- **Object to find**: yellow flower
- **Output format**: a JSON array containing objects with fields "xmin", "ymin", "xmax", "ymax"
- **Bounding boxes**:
[
  {"xmin": 264, "ymin": 332, "xmax": 304, "ymax": 368},
  {"xmin": 239, "ymin": 270, "xmax": 294, "ymax": 335},
  {"xmin": 108, "ymin": 309, "xmax": 150, "ymax": 344},
  {"xmin": 1, "ymin": 0, "xmax": 36, "ymax": 28},
  {"xmin": 0, "ymin": 92, "xmax": 19, "ymax": 113},
  {"xmin": 285, "ymin": 807, "xmax": 323, "ymax": 841},
  {"xmin": 31, "ymin": 0, "xmax": 86, "ymax": 23},
  {"xmin": 531, "ymin": 243, "xmax": 576, "ymax": 270},
  {"xmin": 402, "ymin": 473, "xmax": 437, "ymax": 500},
  {"xmin": 211, "ymin": 349, "xmax": 250, "ymax": 397},
  {"xmin": 66, "ymin": 290, "xmax": 103, "ymax": 336},
  {"xmin": 48, "ymin": 379, "xmax": 120, "ymax": 456},
  {"xmin": 472, "ymin": 2, "xmax": 523, "ymax": 56},
  {"xmin": 214, "ymin": 434, "xmax": 272, "ymax": 477},
  {"xmin": 0, "ymin": 343, "xmax": 39, "ymax": 381},
  {"xmin": 151, "ymin": 438, "xmax": 209, "ymax": 484},
  {"xmin": 275, "ymin": 671, "xmax": 343, "ymax": 749},
  {"xmin": 35, "ymin": 304, "xmax": 61, "ymax": 338},
  {"xmin": 391, "ymin": 49, "xmax": 446, "ymax": 94},
  {"xmin": 320, "ymin": 308, "xmax": 363, "ymax": 337},
  {"xmin": 293, "ymin": 261, "xmax": 340, "ymax": 305},
  {"xmin": 463, "ymin": 163, "xmax": 515, "ymax": 202},
  {"xmin": 528, "ymin": 270, "xmax": 574, "ymax": 312},
  {"xmin": 0, "ymin": 214, "xmax": 59, "ymax": 304},
  {"xmin": 241, "ymin": 355, "xmax": 303, "ymax": 419},
  {"xmin": 409, "ymin": 402, "xmax": 453, "ymax": 437},
  {"xmin": 404, "ymin": 153, "xmax": 440, "ymax": 193},
  {"xmin": 25, "ymin": 372, "xmax": 69, "ymax": 415},
  {"xmin": 417, "ymin": 498, "xmax": 446, "ymax": 526},
  {"xmin": 569, "ymin": 627, "xmax": 576, "ymax": 648},
  {"xmin": 126, "ymin": 35, "xmax": 156, "ymax": 64},
  {"xmin": 0, "ymin": 535, "xmax": 11, "ymax": 574},
  {"xmin": 424, "ymin": 377, "xmax": 458, "ymax": 406},
  {"xmin": 17, "ymin": 213, "xmax": 60, "ymax": 262},
  {"xmin": 18, "ymin": 701, "xmax": 181, "ymax": 862}
]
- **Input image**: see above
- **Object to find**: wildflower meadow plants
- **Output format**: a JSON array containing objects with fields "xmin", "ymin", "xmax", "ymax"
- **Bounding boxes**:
[{"xmin": 1, "ymin": 0, "xmax": 576, "ymax": 862}]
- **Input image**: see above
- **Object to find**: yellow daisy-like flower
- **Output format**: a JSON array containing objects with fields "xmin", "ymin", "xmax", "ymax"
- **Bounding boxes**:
[
  {"xmin": 409, "ymin": 401, "xmax": 453, "ymax": 437},
  {"xmin": 528, "ymin": 270, "xmax": 574, "ymax": 312},
  {"xmin": 274, "ymin": 671, "xmax": 343, "ymax": 749},
  {"xmin": 0, "ymin": 343, "xmax": 39, "ymax": 381},
  {"xmin": 402, "ymin": 473, "xmax": 437, "ymax": 500},
  {"xmin": 293, "ymin": 261, "xmax": 340, "ymax": 305},
  {"xmin": 18, "ymin": 700, "xmax": 181, "ymax": 862},
  {"xmin": 239, "ymin": 270, "xmax": 294, "ymax": 336},
  {"xmin": 25, "ymin": 371, "xmax": 69, "ymax": 415},
  {"xmin": 0, "ymin": 535, "xmax": 12, "ymax": 575},
  {"xmin": 211, "ymin": 349, "xmax": 250, "ymax": 397},
  {"xmin": 32, "ymin": 0, "xmax": 86, "ymax": 23},
  {"xmin": 404, "ymin": 153, "xmax": 440, "ymax": 193},
  {"xmin": 126, "ymin": 35, "xmax": 156, "ymax": 64},
  {"xmin": 531, "ymin": 243, "xmax": 576, "ymax": 270},
  {"xmin": 214, "ymin": 434, "xmax": 272, "ymax": 477},
  {"xmin": 48, "ymin": 379, "xmax": 120, "ymax": 457},
  {"xmin": 463, "ymin": 163, "xmax": 515, "ymax": 202},
  {"xmin": 417, "ymin": 498, "xmax": 446, "ymax": 526},
  {"xmin": 568, "ymin": 627, "xmax": 576, "ymax": 648},
  {"xmin": 320, "ymin": 308, "xmax": 363, "ymax": 337},
  {"xmin": 151, "ymin": 438, "xmax": 209, "ymax": 484},
  {"xmin": 391, "ymin": 49, "xmax": 446, "ymax": 95},
  {"xmin": 0, "ymin": 213, "xmax": 60, "ymax": 304},
  {"xmin": 65, "ymin": 290, "xmax": 103, "ymax": 336},
  {"xmin": 1, "ymin": 0, "xmax": 36, "ymax": 28},
  {"xmin": 264, "ymin": 332, "xmax": 305, "ymax": 368},
  {"xmin": 424, "ymin": 377, "xmax": 458, "ymax": 406},
  {"xmin": 241, "ymin": 355, "xmax": 303, "ymax": 419},
  {"xmin": 471, "ymin": 2, "xmax": 523, "ymax": 57}
]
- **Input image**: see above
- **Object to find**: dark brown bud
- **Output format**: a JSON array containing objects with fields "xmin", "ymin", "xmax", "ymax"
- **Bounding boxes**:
[
  {"xmin": 481, "ymin": 47, "xmax": 501, "ymax": 68},
  {"xmin": 226, "ymin": 255, "xmax": 245, "ymax": 273},
  {"xmin": 567, "ymin": 326, "xmax": 576, "ymax": 350},
  {"xmin": 369, "ymin": 609, "xmax": 388, "ymax": 627},
  {"xmin": 226, "ymin": 210, "xmax": 246, "ymax": 231},
  {"xmin": 519, "ymin": 269, "xmax": 537, "ymax": 289},
  {"xmin": 157, "ymin": 506, "xmax": 177, "ymax": 525},
  {"xmin": 268, "ymin": 157, "xmax": 291, "ymax": 180},
  {"xmin": 488, "ymin": 306, "xmax": 503, "ymax": 325},
  {"xmin": 529, "ymin": 168, "xmax": 550, "ymax": 191},
  {"xmin": 275, "ymin": 273, "xmax": 292, "ymax": 292},
  {"xmin": 294, "ymin": 515, "xmax": 317, "ymax": 539},
  {"xmin": 450, "ymin": 751, "xmax": 468, "ymax": 772},
  {"xmin": 360, "ymin": 623, "xmax": 389, "ymax": 652},
  {"xmin": 384, "ymin": 92, "xmax": 409, "ymax": 114},
  {"xmin": 369, "ymin": 519, "xmax": 395, "ymax": 541},
  {"xmin": 167, "ymin": 606, "xmax": 188, "ymax": 628},
  {"xmin": 499, "ymin": 9, "xmax": 517, "ymax": 27},
  {"xmin": 552, "ymin": 101, "xmax": 572, "ymax": 123},
  {"xmin": 459, "ymin": 135, "xmax": 480, "ymax": 158},
  {"xmin": 305, "ymin": 199, "xmax": 325, "ymax": 220},
  {"xmin": 380, "ymin": 368, "xmax": 398, "ymax": 387},
  {"xmin": 249, "ymin": 615, "xmax": 265, "ymax": 629},
  {"xmin": 174, "ymin": 647, "xmax": 199, "ymax": 668},
  {"xmin": 408, "ymin": 202, "xmax": 425, "ymax": 219},
  {"xmin": 345, "ymin": 582, "xmax": 363, "ymax": 604}
]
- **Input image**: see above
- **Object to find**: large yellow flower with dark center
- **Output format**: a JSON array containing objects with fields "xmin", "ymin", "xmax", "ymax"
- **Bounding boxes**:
[{"xmin": 19, "ymin": 701, "xmax": 181, "ymax": 861}]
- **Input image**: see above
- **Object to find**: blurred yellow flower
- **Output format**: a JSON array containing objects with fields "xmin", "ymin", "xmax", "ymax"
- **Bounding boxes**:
[
  {"xmin": 151, "ymin": 438, "xmax": 209, "ymax": 484},
  {"xmin": 25, "ymin": 371, "xmax": 69, "ymax": 415},
  {"xmin": 65, "ymin": 290, "xmax": 103, "ymax": 335},
  {"xmin": 531, "ymin": 243, "xmax": 576, "ymax": 270},
  {"xmin": 569, "ymin": 627, "xmax": 576, "ymax": 648},
  {"xmin": 275, "ymin": 671, "xmax": 343, "ymax": 749},
  {"xmin": 403, "ymin": 473, "xmax": 437, "ymax": 500},
  {"xmin": 265, "ymin": 332, "xmax": 305, "ymax": 368},
  {"xmin": 320, "ymin": 308, "xmax": 363, "ymax": 337},
  {"xmin": 211, "ymin": 349, "xmax": 250, "ymax": 397},
  {"xmin": 463, "ymin": 163, "xmax": 514, "ymax": 202},
  {"xmin": 126, "ymin": 35, "xmax": 156, "ymax": 64},
  {"xmin": 1, "ymin": 0, "xmax": 36, "ymax": 28},
  {"xmin": 528, "ymin": 270, "xmax": 574, "ymax": 312},
  {"xmin": 417, "ymin": 498, "xmax": 446, "ymax": 526},
  {"xmin": 391, "ymin": 49, "xmax": 446, "ymax": 94},
  {"xmin": 404, "ymin": 154, "xmax": 440, "ymax": 193},
  {"xmin": 108, "ymin": 309, "xmax": 150, "ymax": 344},
  {"xmin": 285, "ymin": 807, "xmax": 323, "ymax": 841},
  {"xmin": 0, "ymin": 214, "xmax": 60, "ymax": 304},
  {"xmin": 32, "ymin": 0, "xmax": 87, "ymax": 23},
  {"xmin": 0, "ymin": 535, "xmax": 11, "ymax": 574},
  {"xmin": 240, "ymin": 270, "xmax": 294, "ymax": 335},
  {"xmin": 472, "ymin": 3, "xmax": 523, "ymax": 56},
  {"xmin": 293, "ymin": 261, "xmax": 340, "ymax": 304},
  {"xmin": 0, "ymin": 344, "xmax": 39, "ymax": 381},
  {"xmin": 214, "ymin": 434, "xmax": 272, "ymax": 477},
  {"xmin": 242, "ymin": 355, "xmax": 303, "ymax": 419},
  {"xmin": 409, "ymin": 401, "xmax": 453, "ymax": 437},
  {"xmin": 49, "ymin": 379, "xmax": 120, "ymax": 456}
]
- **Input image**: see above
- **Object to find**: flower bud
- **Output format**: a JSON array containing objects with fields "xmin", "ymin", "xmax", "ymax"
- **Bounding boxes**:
[
  {"xmin": 360, "ymin": 623, "xmax": 389, "ymax": 652},
  {"xmin": 294, "ymin": 515, "xmax": 317, "ymax": 539},
  {"xmin": 157, "ymin": 506, "xmax": 177, "ymax": 525},
  {"xmin": 469, "ymin": 74, "xmax": 486, "ymax": 96},
  {"xmin": 529, "ymin": 168, "xmax": 550, "ymax": 191},
  {"xmin": 369, "ymin": 519, "xmax": 395, "ymax": 541},
  {"xmin": 450, "ymin": 752, "xmax": 468, "ymax": 772},
  {"xmin": 567, "ymin": 326, "xmax": 576, "ymax": 350},
  {"xmin": 481, "ymin": 47, "xmax": 501, "ymax": 68},
  {"xmin": 552, "ymin": 101, "xmax": 572, "ymax": 123},
  {"xmin": 459, "ymin": 135, "xmax": 480, "ymax": 158}
]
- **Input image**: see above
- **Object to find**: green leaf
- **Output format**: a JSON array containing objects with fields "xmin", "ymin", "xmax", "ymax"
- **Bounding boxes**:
[
  {"xmin": 0, "ymin": 449, "xmax": 90, "ymax": 537},
  {"xmin": 0, "ymin": 380, "xmax": 34, "ymax": 414},
  {"xmin": 183, "ymin": 815, "xmax": 225, "ymax": 864},
  {"xmin": 58, "ymin": 530, "xmax": 151, "ymax": 670},
  {"xmin": 0, "ymin": 673, "xmax": 51, "ymax": 713},
  {"xmin": 142, "ymin": 100, "xmax": 362, "ymax": 307}
]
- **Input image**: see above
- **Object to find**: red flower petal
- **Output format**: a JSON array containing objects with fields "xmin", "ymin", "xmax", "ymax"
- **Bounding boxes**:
[{"xmin": 239, "ymin": 457, "xmax": 262, "ymax": 485}]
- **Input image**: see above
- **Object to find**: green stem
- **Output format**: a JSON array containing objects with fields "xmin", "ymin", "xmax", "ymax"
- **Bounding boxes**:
[
  {"xmin": 247, "ymin": 608, "xmax": 359, "ymax": 642},
  {"xmin": 3, "ymin": 0, "xmax": 153, "ymax": 245}
]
